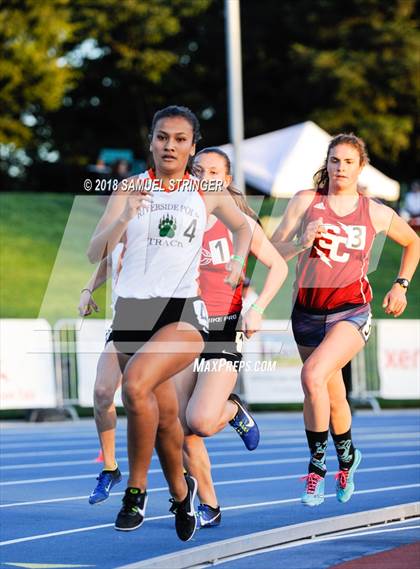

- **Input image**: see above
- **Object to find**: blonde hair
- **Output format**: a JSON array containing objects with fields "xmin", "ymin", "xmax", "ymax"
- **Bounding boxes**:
[{"xmin": 193, "ymin": 147, "xmax": 258, "ymax": 220}]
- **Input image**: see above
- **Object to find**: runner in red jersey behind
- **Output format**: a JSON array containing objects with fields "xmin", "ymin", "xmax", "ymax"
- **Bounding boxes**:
[
  {"xmin": 272, "ymin": 133, "xmax": 419, "ymax": 507},
  {"xmin": 174, "ymin": 147, "xmax": 288, "ymax": 527},
  {"xmin": 294, "ymin": 186, "xmax": 376, "ymax": 311}
]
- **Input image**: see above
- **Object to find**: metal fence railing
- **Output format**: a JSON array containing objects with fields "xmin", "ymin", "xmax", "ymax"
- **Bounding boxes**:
[
  {"xmin": 351, "ymin": 322, "xmax": 381, "ymax": 412},
  {"xmin": 53, "ymin": 319, "xmax": 79, "ymax": 419}
]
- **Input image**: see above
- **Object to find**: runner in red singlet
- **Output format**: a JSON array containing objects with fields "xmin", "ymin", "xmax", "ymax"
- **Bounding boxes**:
[
  {"xmin": 174, "ymin": 147, "xmax": 288, "ymax": 527},
  {"xmin": 271, "ymin": 133, "xmax": 419, "ymax": 507}
]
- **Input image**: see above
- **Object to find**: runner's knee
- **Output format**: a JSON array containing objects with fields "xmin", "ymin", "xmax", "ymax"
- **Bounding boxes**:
[
  {"xmin": 121, "ymin": 370, "xmax": 153, "ymax": 409},
  {"xmin": 94, "ymin": 384, "xmax": 115, "ymax": 410},
  {"xmin": 187, "ymin": 410, "xmax": 218, "ymax": 437},
  {"xmin": 301, "ymin": 360, "xmax": 327, "ymax": 397}
]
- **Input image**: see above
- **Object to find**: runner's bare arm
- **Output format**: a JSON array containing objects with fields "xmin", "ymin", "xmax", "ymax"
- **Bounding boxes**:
[
  {"xmin": 370, "ymin": 200, "xmax": 420, "ymax": 317},
  {"xmin": 247, "ymin": 217, "xmax": 288, "ymax": 311},
  {"xmin": 87, "ymin": 180, "xmax": 152, "ymax": 262},
  {"xmin": 242, "ymin": 217, "xmax": 288, "ymax": 338},
  {"xmin": 205, "ymin": 189, "xmax": 252, "ymax": 288},
  {"xmin": 78, "ymin": 255, "xmax": 111, "ymax": 316},
  {"xmin": 271, "ymin": 190, "xmax": 321, "ymax": 260}
]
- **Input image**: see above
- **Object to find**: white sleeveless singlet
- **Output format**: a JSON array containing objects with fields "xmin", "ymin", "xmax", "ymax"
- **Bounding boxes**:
[{"xmin": 114, "ymin": 171, "xmax": 207, "ymax": 299}]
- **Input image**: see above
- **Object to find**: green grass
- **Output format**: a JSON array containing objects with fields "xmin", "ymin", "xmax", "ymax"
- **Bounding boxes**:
[
  {"xmin": 0, "ymin": 193, "xmax": 418, "ymax": 323},
  {"xmin": 0, "ymin": 193, "xmax": 108, "ymax": 323}
]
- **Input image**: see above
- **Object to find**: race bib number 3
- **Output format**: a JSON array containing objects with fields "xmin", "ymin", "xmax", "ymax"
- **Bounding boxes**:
[{"xmin": 345, "ymin": 225, "xmax": 366, "ymax": 250}]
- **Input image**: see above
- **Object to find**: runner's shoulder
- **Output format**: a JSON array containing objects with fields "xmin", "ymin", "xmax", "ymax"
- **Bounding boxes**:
[{"xmin": 289, "ymin": 189, "xmax": 317, "ymax": 213}]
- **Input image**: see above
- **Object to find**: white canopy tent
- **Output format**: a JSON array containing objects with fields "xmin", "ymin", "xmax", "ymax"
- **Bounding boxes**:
[{"xmin": 220, "ymin": 121, "xmax": 400, "ymax": 201}]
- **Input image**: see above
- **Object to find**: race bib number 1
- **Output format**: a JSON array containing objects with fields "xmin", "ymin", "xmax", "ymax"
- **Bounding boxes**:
[{"xmin": 208, "ymin": 238, "xmax": 230, "ymax": 265}]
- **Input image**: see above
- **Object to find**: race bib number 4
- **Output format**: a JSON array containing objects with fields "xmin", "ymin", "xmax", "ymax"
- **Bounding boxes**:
[{"xmin": 193, "ymin": 300, "xmax": 209, "ymax": 332}]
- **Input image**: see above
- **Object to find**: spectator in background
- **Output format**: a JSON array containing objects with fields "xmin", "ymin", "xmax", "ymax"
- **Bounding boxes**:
[
  {"xmin": 87, "ymin": 158, "xmax": 111, "ymax": 176},
  {"xmin": 400, "ymin": 180, "xmax": 420, "ymax": 229},
  {"xmin": 111, "ymin": 159, "xmax": 131, "ymax": 183}
]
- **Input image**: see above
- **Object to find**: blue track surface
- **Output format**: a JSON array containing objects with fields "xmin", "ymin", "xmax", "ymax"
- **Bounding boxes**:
[{"xmin": 0, "ymin": 411, "xmax": 419, "ymax": 568}]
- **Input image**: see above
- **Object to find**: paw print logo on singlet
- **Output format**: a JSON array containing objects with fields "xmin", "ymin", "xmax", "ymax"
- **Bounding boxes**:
[{"xmin": 159, "ymin": 215, "xmax": 177, "ymax": 238}]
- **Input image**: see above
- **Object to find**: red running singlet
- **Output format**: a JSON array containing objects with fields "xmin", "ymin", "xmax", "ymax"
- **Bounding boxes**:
[
  {"xmin": 199, "ymin": 219, "xmax": 244, "ymax": 316},
  {"xmin": 295, "ymin": 190, "xmax": 376, "ymax": 312}
]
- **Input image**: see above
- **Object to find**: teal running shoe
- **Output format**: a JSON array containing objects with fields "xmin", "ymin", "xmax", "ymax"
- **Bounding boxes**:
[
  {"xmin": 301, "ymin": 472, "xmax": 325, "ymax": 506},
  {"xmin": 335, "ymin": 448, "xmax": 362, "ymax": 503}
]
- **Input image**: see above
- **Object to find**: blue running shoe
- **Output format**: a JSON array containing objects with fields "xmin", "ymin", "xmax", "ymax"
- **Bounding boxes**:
[
  {"xmin": 301, "ymin": 472, "xmax": 325, "ymax": 506},
  {"xmin": 89, "ymin": 467, "xmax": 122, "ymax": 504},
  {"xmin": 228, "ymin": 393, "xmax": 260, "ymax": 451},
  {"xmin": 197, "ymin": 503, "xmax": 221, "ymax": 528},
  {"xmin": 335, "ymin": 448, "xmax": 362, "ymax": 503}
]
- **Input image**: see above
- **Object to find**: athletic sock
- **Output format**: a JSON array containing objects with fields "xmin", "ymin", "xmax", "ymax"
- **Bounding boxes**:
[
  {"xmin": 126, "ymin": 487, "xmax": 146, "ymax": 496},
  {"xmin": 305, "ymin": 429, "xmax": 328, "ymax": 477},
  {"xmin": 332, "ymin": 429, "xmax": 355, "ymax": 470},
  {"xmin": 103, "ymin": 462, "xmax": 119, "ymax": 473}
]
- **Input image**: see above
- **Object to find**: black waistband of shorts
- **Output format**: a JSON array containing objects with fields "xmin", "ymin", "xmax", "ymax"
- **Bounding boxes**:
[
  {"xmin": 294, "ymin": 300, "xmax": 366, "ymax": 315},
  {"xmin": 116, "ymin": 296, "xmax": 200, "ymax": 305},
  {"xmin": 208, "ymin": 311, "xmax": 241, "ymax": 324}
]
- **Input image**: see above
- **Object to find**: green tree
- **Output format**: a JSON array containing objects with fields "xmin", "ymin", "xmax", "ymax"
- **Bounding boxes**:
[
  {"xmin": 0, "ymin": 0, "xmax": 77, "ymax": 147},
  {"xmin": 0, "ymin": 0, "xmax": 212, "ymax": 173},
  {"xmin": 240, "ymin": 0, "xmax": 419, "ymax": 180},
  {"xmin": 46, "ymin": 0, "xmax": 212, "ymax": 168},
  {"xmin": 288, "ymin": 0, "xmax": 419, "ymax": 166}
]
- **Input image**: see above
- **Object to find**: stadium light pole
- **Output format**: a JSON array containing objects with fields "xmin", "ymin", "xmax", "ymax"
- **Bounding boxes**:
[{"xmin": 225, "ymin": 0, "xmax": 245, "ymax": 193}]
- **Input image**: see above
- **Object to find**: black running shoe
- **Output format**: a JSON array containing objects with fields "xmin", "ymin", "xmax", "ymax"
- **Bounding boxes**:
[
  {"xmin": 114, "ymin": 487, "xmax": 148, "ymax": 531},
  {"xmin": 169, "ymin": 474, "xmax": 198, "ymax": 541}
]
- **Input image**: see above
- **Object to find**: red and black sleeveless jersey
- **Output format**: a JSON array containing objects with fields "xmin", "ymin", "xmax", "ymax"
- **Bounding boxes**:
[
  {"xmin": 199, "ymin": 219, "xmax": 244, "ymax": 316},
  {"xmin": 295, "ymin": 190, "xmax": 376, "ymax": 312}
]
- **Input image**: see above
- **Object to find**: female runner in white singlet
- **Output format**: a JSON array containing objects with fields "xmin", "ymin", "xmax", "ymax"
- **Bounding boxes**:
[{"xmin": 87, "ymin": 106, "xmax": 252, "ymax": 541}]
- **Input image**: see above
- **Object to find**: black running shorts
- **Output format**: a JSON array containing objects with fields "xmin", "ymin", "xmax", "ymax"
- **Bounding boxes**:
[
  {"xmin": 108, "ymin": 296, "xmax": 209, "ymax": 355},
  {"xmin": 200, "ymin": 311, "xmax": 244, "ymax": 364}
]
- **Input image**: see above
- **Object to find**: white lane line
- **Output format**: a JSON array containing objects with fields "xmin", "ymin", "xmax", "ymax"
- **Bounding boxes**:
[
  {"xmin": 0, "ymin": 433, "xmax": 420, "ymax": 464},
  {"xmin": 1, "ymin": 430, "xmax": 418, "ymax": 449},
  {"xmin": 2, "ymin": 420, "xmax": 417, "ymax": 435},
  {"xmin": 1, "ymin": 450, "xmax": 419, "ymax": 487},
  {"xmin": 3, "ymin": 435, "xmax": 420, "ymax": 461},
  {"xmin": 1, "ymin": 483, "xmax": 419, "ymax": 547},
  {"xmin": 2, "ymin": 440, "xmax": 420, "ymax": 471},
  {"xmin": 1, "ymin": 463, "xmax": 418, "ymax": 509},
  {"xmin": 204, "ymin": 522, "xmax": 420, "ymax": 566}
]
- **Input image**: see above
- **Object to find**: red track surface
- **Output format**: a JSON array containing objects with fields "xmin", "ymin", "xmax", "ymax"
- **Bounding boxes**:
[{"xmin": 330, "ymin": 541, "xmax": 420, "ymax": 569}]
